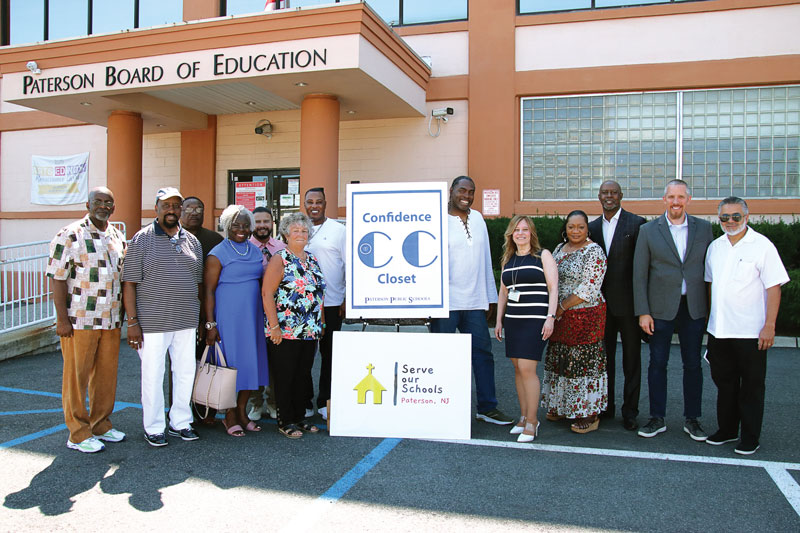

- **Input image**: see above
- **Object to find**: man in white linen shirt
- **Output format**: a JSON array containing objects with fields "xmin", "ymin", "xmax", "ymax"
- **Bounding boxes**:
[
  {"xmin": 304, "ymin": 187, "xmax": 346, "ymax": 420},
  {"xmin": 430, "ymin": 176, "xmax": 513, "ymax": 425},
  {"xmin": 704, "ymin": 196, "xmax": 789, "ymax": 455}
]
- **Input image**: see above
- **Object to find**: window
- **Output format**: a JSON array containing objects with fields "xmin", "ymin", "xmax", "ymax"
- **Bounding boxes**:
[
  {"xmin": 519, "ymin": 0, "xmax": 701, "ymax": 14},
  {"xmin": 520, "ymin": 86, "xmax": 800, "ymax": 200},
  {"xmin": 1, "ymin": 0, "xmax": 183, "ymax": 46},
  {"xmin": 221, "ymin": 0, "xmax": 467, "ymax": 26}
]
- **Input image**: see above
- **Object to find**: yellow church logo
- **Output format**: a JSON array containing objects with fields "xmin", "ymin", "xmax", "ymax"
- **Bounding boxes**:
[{"xmin": 354, "ymin": 363, "xmax": 387, "ymax": 405}]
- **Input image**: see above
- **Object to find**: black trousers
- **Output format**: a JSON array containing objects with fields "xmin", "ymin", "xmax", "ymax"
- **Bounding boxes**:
[
  {"xmin": 305, "ymin": 306, "xmax": 343, "ymax": 409},
  {"xmin": 271, "ymin": 339, "xmax": 317, "ymax": 427},
  {"xmin": 707, "ymin": 335, "xmax": 767, "ymax": 446},
  {"xmin": 603, "ymin": 311, "xmax": 642, "ymax": 419}
]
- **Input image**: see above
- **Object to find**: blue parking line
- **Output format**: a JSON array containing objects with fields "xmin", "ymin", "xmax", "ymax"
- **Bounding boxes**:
[
  {"xmin": 0, "ymin": 424, "xmax": 68, "ymax": 449},
  {"xmin": 320, "ymin": 438, "xmax": 402, "ymax": 501},
  {"xmin": 0, "ymin": 385, "xmax": 62, "ymax": 398},
  {"xmin": 0, "ymin": 408, "xmax": 63, "ymax": 416}
]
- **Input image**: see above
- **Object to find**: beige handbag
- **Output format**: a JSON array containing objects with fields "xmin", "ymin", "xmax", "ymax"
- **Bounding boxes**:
[{"xmin": 192, "ymin": 342, "xmax": 237, "ymax": 417}]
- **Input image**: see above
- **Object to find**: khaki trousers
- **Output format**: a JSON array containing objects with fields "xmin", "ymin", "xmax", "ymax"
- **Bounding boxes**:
[{"xmin": 60, "ymin": 329, "xmax": 121, "ymax": 443}]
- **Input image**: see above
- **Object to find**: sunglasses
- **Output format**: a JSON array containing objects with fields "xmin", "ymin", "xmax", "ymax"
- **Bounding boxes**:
[
  {"xmin": 719, "ymin": 213, "xmax": 744, "ymax": 222},
  {"xmin": 169, "ymin": 235, "xmax": 183, "ymax": 254}
]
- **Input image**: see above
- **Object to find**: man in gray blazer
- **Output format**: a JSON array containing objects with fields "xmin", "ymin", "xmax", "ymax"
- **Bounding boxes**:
[{"xmin": 633, "ymin": 179, "xmax": 713, "ymax": 441}]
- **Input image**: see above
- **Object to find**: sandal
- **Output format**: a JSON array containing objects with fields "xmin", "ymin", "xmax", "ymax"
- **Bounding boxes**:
[
  {"xmin": 297, "ymin": 421, "xmax": 319, "ymax": 433},
  {"xmin": 279, "ymin": 424, "xmax": 303, "ymax": 439},
  {"xmin": 244, "ymin": 421, "xmax": 261, "ymax": 432},
  {"xmin": 223, "ymin": 421, "xmax": 245, "ymax": 437},
  {"xmin": 570, "ymin": 417, "xmax": 599, "ymax": 434}
]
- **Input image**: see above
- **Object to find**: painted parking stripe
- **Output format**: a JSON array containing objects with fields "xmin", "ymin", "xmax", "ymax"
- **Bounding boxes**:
[
  {"xmin": 431, "ymin": 437, "xmax": 800, "ymax": 518},
  {"xmin": 0, "ymin": 385, "xmax": 62, "ymax": 398},
  {"xmin": 0, "ymin": 408, "xmax": 63, "ymax": 416},
  {"xmin": 0, "ymin": 424, "xmax": 67, "ymax": 449}
]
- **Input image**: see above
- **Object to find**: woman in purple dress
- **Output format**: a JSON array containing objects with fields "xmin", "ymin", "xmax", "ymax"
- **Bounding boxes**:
[{"xmin": 204, "ymin": 205, "xmax": 269, "ymax": 437}]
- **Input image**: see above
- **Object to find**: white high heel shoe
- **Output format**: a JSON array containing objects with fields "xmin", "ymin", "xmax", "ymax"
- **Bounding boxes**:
[
  {"xmin": 509, "ymin": 417, "xmax": 526, "ymax": 434},
  {"xmin": 517, "ymin": 421, "xmax": 540, "ymax": 443}
]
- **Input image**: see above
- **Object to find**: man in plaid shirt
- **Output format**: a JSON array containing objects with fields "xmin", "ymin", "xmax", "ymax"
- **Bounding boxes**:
[{"xmin": 46, "ymin": 186, "xmax": 127, "ymax": 453}]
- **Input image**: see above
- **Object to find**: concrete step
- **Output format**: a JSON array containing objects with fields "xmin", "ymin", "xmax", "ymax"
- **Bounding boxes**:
[{"xmin": 0, "ymin": 323, "xmax": 60, "ymax": 361}]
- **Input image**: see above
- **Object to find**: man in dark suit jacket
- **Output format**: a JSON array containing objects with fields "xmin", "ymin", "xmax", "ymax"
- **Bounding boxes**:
[
  {"xmin": 633, "ymin": 179, "xmax": 713, "ymax": 441},
  {"xmin": 588, "ymin": 181, "xmax": 646, "ymax": 431}
]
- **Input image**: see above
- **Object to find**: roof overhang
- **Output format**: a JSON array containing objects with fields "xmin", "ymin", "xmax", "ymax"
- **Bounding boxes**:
[{"xmin": 0, "ymin": 2, "xmax": 430, "ymax": 134}]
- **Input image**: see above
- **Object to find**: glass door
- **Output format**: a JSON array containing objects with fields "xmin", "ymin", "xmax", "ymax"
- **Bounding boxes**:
[{"xmin": 228, "ymin": 169, "xmax": 302, "ymax": 233}]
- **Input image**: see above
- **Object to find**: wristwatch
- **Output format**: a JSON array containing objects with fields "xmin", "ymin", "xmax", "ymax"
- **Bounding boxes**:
[{"xmin": 204, "ymin": 321, "xmax": 217, "ymax": 330}]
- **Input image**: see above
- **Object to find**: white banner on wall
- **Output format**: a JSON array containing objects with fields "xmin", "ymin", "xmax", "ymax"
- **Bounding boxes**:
[
  {"xmin": 329, "ymin": 331, "xmax": 471, "ymax": 440},
  {"xmin": 30, "ymin": 152, "xmax": 89, "ymax": 205},
  {"xmin": 346, "ymin": 182, "xmax": 449, "ymax": 319}
]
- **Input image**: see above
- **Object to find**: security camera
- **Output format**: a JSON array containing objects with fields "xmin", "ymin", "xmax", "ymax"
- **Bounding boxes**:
[
  {"xmin": 26, "ymin": 61, "xmax": 41, "ymax": 74},
  {"xmin": 254, "ymin": 119, "xmax": 272, "ymax": 138},
  {"xmin": 432, "ymin": 107, "xmax": 454, "ymax": 118}
]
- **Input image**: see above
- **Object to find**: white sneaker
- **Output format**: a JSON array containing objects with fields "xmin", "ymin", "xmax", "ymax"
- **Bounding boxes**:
[
  {"xmin": 318, "ymin": 406, "xmax": 328, "ymax": 421},
  {"xmin": 305, "ymin": 408, "xmax": 315, "ymax": 418},
  {"xmin": 66, "ymin": 436, "xmax": 105, "ymax": 453},
  {"xmin": 247, "ymin": 405, "xmax": 264, "ymax": 421},
  {"xmin": 96, "ymin": 428, "xmax": 126, "ymax": 443}
]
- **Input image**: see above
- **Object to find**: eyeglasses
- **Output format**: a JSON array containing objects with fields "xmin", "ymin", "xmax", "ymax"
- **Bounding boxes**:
[
  {"xmin": 183, "ymin": 207, "xmax": 203, "ymax": 214},
  {"xmin": 90, "ymin": 199, "xmax": 114, "ymax": 208},
  {"xmin": 719, "ymin": 213, "xmax": 744, "ymax": 222},
  {"xmin": 169, "ymin": 236, "xmax": 183, "ymax": 254}
]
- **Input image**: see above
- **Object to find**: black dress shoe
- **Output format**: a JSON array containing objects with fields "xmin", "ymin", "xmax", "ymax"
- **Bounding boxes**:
[
  {"xmin": 600, "ymin": 409, "xmax": 615, "ymax": 420},
  {"xmin": 622, "ymin": 417, "xmax": 639, "ymax": 431}
]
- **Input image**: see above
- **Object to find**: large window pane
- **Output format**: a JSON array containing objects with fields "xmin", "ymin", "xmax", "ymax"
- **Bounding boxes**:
[
  {"xmin": 365, "ymin": 0, "xmax": 400, "ymax": 26},
  {"xmin": 521, "ymin": 86, "xmax": 800, "ymax": 200},
  {"xmin": 226, "ymin": 0, "xmax": 270, "ymax": 16},
  {"xmin": 519, "ymin": 0, "xmax": 590, "ymax": 13},
  {"xmin": 10, "ymin": 0, "xmax": 44, "ymax": 45},
  {"xmin": 92, "ymin": 0, "xmax": 134, "ymax": 34},
  {"xmin": 682, "ymin": 86, "xmax": 800, "ymax": 198},
  {"xmin": 49, "ymin": 0, "xmax": 88, "ymax": 41},
  {"xmin": 139, "ymin": 0, "xmax": 183, "ymax": 28},
  {"xmin": 403, "ymin": 0, "xmax": 467, "ymax": 24},
  {"xmin": 595, "ymin": 0, "xmax": 666, "ymax": 7}
]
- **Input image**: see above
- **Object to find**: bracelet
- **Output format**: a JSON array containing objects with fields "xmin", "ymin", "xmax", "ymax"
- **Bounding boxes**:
[
  {"xmin": 128, "ymin": 322, "xmax": 139, "ymax": 328},
  {"xmin": 269, "ymin": 324, "xmax": 280, "ymax": 331}
]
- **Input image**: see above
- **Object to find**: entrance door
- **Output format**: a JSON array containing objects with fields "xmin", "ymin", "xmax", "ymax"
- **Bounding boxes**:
[{"xmin": 228, "ymin": 169, "xmax": 302, "ymax": 231}]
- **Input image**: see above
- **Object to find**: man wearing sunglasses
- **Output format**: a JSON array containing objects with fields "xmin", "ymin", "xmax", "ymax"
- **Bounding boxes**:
[
  {"xmin": 704, "ymin": 197, "xmax": 789, "ymax": 455},
  {"xmin": 123, "ymin": 187, "xmax": 204, "ymax": 447}
]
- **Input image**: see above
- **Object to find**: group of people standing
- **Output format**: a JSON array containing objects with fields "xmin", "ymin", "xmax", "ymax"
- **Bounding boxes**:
[
  {"xmin": 47, "ymin": 175, "xmax": 788, "ymax": 457},
  {"xmin": 490, "ymin": 177, "xmax": 788, "ymax": 455}
]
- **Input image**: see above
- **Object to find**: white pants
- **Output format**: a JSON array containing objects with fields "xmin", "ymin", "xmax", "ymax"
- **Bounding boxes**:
[{"xmin": 138, "ymin": 328, "xmax": 196, "ymax": 435}]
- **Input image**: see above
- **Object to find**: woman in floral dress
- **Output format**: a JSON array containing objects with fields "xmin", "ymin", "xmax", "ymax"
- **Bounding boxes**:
[
  {"xmin": 541, "ymin": 210, "xmax": 608, "ymax": 434},
  {"xmin": 262, "ymin": 212, "xmax": 325, "ymax": 439}
]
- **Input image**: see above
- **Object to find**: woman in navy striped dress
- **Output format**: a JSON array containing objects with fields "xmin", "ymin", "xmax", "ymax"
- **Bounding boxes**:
[{"xmin": 494, "ymin": 215, "xmax": 558, "ymax": 442}]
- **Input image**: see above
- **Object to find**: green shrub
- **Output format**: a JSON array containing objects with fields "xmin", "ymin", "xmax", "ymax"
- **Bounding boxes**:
[
  {"xmin": 487, "ymin": 216, "xmax": 799, "ymax": 336},
  {"xmin": 777, "ymin": 269, "xmax": 800, "ymax": 336}
]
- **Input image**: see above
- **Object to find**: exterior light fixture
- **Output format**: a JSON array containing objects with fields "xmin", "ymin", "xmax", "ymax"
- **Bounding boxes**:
[
  {"xmin": 26, "ymin": 61, "xmax": 41, "ymax": 74},
  {"xmin": 295, "ymin": 82, "xmax": 308, "ymax": 87},
  {"xmin": 80, "ymin": 102, "xmax": 92, "ymax": 106}
]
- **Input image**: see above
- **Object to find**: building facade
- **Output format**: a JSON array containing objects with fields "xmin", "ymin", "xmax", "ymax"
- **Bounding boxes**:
[{"xmin": 0, "ymin": 0, "xmax": 797, "ymax": 244}]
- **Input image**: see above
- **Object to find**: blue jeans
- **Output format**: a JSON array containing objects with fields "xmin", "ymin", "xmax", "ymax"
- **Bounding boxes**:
[
  {"xmin": 430, "ymin": 310, "xmax": 497, "ymax": 413},
  {"xmin": 647, "ymin": 297, "xmax": 704, "ymax": 419}
]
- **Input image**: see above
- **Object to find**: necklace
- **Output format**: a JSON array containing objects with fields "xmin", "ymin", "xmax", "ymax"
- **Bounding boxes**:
[{"xmin": 227, "ymin": 239, "xmax": 250, "ymax": 257}]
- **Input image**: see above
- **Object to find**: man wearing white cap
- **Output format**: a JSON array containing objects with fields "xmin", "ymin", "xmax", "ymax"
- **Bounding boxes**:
[{"xmin": 123, "ymin": 187, "xmax": 204, "ymax": 447}]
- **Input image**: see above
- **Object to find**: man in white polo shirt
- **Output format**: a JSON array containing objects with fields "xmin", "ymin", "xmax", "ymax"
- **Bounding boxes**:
[
  {"xmin": 704, "ymin": 196, "xmax": 789, "ymax": 455},
  {"xmin": 304, "ymin": 187, "xmax": 346, "ymax": 420}
]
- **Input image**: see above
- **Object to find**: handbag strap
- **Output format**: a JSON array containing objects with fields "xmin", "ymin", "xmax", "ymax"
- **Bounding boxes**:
[{"xmin": 214, "ymin": 342, "xmax": 228, "ymax": 367}]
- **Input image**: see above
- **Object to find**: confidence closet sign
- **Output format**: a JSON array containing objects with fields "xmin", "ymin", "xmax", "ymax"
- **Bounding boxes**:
[
  {"xmin": 346, "ymin": 182, "xmax": 449, "ymax": 319},
  {"xmin": 3, "ymin": 35, "xmax": 356, "ymax": 100}
]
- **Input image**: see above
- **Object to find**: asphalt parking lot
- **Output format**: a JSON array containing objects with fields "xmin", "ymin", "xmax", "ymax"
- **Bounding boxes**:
[{"xmin": 1, "ymin": 331, "xmax": 798, "ymax": 532}]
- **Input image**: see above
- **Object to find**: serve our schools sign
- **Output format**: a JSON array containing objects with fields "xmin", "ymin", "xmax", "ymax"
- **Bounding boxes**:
[
  {"xmin": 329, "ymin": 331, "xmax": 471, "ymax": 440},
  {"xmin": 346, "ymin": 182, "xmax": 449, "ymax": 319}
]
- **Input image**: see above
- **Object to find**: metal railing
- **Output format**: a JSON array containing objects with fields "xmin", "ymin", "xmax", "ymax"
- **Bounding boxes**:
[
  {"xmin": 0, "ymin": 221, "xmax": 127, "ymax": 334},
  {"xmin": 0, "ymin": 241, "xmax": 54, "ymax": 334}
]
